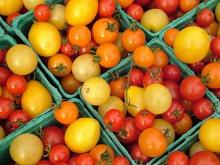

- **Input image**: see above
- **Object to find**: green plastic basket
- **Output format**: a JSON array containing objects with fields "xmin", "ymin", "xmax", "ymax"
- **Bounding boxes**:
[
  {"xmin": 0, "ymin": 98, "xmax": 124, "ymax": 164},
  {"xmin": 0, "ymin": 25, "xmax": 4, "ymax": 36},
  {"xmin": 79, "ymin": 38, "xmax": 220, "ymax": 165}
]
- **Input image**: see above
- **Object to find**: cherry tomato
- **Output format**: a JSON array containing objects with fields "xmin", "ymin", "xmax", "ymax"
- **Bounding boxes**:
[
  {"xmin": 153, "ymin": 49, "xmax": 169, "ymax": 68},
  {"xmin": 129, "ymin": 68, "xmax": 144, "ymax": 87},
  {"xmin": 130, "ymin": 143, "xmax": 150, "ymax": 164},
  {"xmin": 163, "ymin": 80, "xmax": 181, "ymax": 101},
  {"xmin": 60, "ymin": 42, "xmax": 74, "ymax": 56},
  {"xmin": 189, "ymin": 60, "xmax": 205, "ymax": 73},
  {"xmin": 135, "ymin": 0, "xmax": 151, "ymax": 6},
  {"xmin": 68, "ymin": 157, "xmax": 78, "ymax": 165},
  {"xmin": 179, "ymin": 0, "xmax": 200, "ymax": 13},
  {"xmin": 112, "ymin": 156, "xmax": 130, "ymax": 165},
  {"xmin": 76, "ymin": 153, "xmax": 95, "ymax": 165},
  {"xmin": 196, "ymin": 8, "xmax": 214, "ymax": 28},
  {"xmin": 211, "ymin": 36, "xmax": 220, "ymax": 57},
  {"xmin": 61, "ymin": 74, "xmax": 82, "ymax": 94},
  {"xmin": 155, "ymin": 0, "xmax": 179, "ymax": 14},
  {"xmin": 117, "ymin": 0, "xmax": 134, "ymax": 9},
  {"xmin": 6, "ymin": 75, "xmax": 27, "ymax": 95},
  {"xmin": 109, "ymin": 77, "xmax": 127, "ymax": 100},
  {"xmin": 98, "ymin": 0, "xmax": 116, "ymax": 18},
  {"xmin": 36, "ymin": 160, "xmax": 52, "ymax": 165},
  {"xmin": 143, "ymin": 66, "xmax": 164, "ymax": 87},
  {"xmin": 0, "ymin": 67, "xmax": 12, "ymax": 86},
  {"xmin": 134, "ymin": 110, "xmax": 155, "ymax": 131},
  {"xmin": 173, "ymin": 113, "xmax": 192, "ymax": 135},
  {"xmin": 126, "ymin": 4, "xmax": 144, "ymax": 21},
  {"xmin": 181, "ymin": 99, "xmax": 192, "ymax": 113},
  {"xmin": 49, "ymin": 144, "xmax": 70, "ymax": 163},
  {"xmin": 0, "ymin": 50, "xmax": 6, "ymax": 63},
  {"xmin": 163, "ymin": 64, "xmax": 181, "ymax": 82},
  {"xmin": 34, "ymin": 4, "xmax": 50, "ymax": 22},
  {"xmin": 163, "ymin": 28, "xmax": 179, "ymax": 46},
  {"xmin": 190, "ymin": 151, "xmax": 220, "ymax": 165},
  {"xmin": 213, "ymin": 88, "xmax": 220, "ymax": 99},
  {"xmin": 79, "ymin": 40, "xmax": 98, "ymax": 55},
  {"xmin": 6, "ymin": 12, "xmax": 20, "ymax": 25},
  {"xmin": 167, "ymin": 151, "xmax": 189, "ymax": 165},
  {"xmin": 0, "ymin": 98, "xmax": 15, "ymax": 119}
]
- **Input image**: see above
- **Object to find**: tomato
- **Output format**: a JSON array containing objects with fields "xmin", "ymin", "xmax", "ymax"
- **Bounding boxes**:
[
  {"xmin": 121, "ymin": 27, "xmax": 146, "ymax": 52},
  {"xmin": 60, "ymin": 42, "xmax": 74, "ymax": 56},
  {"xmin": 163, "ymin": 80, "xmax": 181, "ymax": 101},
  {"xmin": 92, "ymin": 18, "xmax": 119, "ymax": 45},
  {"xmin": 98, "ymin": 0, "xmax": 116, "ymax": 17},
  {"xmin": 0, "ymin": 0, "xmax": 23, "ymax": 16},
  {"xmin": 42, "ymin": 125, "xmax": 64, "ymax": 147},
  {"xmin": 215, "ymin": 2, "xmax": 220, "ymax": 22},
  {"xmin": 23, "ymin": 0, "xmax": 45, "ymax": 10},
  {"xmin": 112, "ymin": 156, "xmax": 130, "ymax": 165},
  {"xmin": 173, "ymin": 26, "xmax": 210, "ymax": 64},
  {"xmin": 0, "ymin": 50, "xmax": 6, "ymax": 63},
  {"xmin": 96, "ymin": 43, "xmax": 121, "ymax": 68},
  {"xmin": 135, "ymin": 0, "xmax": 151, "ymax": 6},
  {"xmin": 8, "ymin": 110, "xmax": 31, "ymax": 131},
  {"xmin": 129, "ymin": 68, "xmax": 144, "ymax": 87},
  {"xmin": 167, "ymin": 151, "xmax": 189, "ymax": 165},
  {"xmin": 189, "ymin": 141, "xmax": 206, "ymax": 157},
  {"xmin": 155, "ymin": 0, "xmax": 179, "ymax": 14},
  {"xmin": 0, "ymin": 67, "xmax": 12, "ymax": 86},
  {"xmin": 0, "ymin": 126, "xmax": 5, "ymax": 140},
  {"xmin": 193, "ymin": 98, "xmax": 213, "ymax": 120},
  {"xmin": 133, "ymin": 45, "xmax": 155, "ymax": 69},
  {"xmin": 173, "ymin": 113, "xmax": 192, "ymax": 135},
  {"xmin": 65, "ymin": 118, "xmax": 100, "ymax": 153},
  {"xmin": 153, "ymin": 49, "xmax": 169, "ymax": 68},
  {"xmin": 126, "ymin": 4, "xmax": 144, "ymax": 21},
  {"xmin": 144, "ymin": 83, "xmax": 172, "ymax": 114},
  {"xmin": 205, "ymin": 21, "xmax": 218, "ymax": 36},
  {"xmin": 163, "ymin": 28, "xmax": 179, "ymax": 46},
  {"xmin": 21, "ymin": 80, "xmax": 52, "ymax": 118},
  {"xmin": 81, "ymin": 77, "xmax": 110, "ymax": 106},
  {"xmin": 68, "ymin": 157, "xmax": 78, "ymax": 165},
  {"xmin": 117, "ymin": 0, "xmax": 134, "ymax": 8},
  {"xmin": 37, "ymin": 160, "xmax": 52, "ymax": 165},
  {"xmin": 109, "ymin": 77, "xmax": 127, "ymax": 100},
  {"xmin": 180, "ymin": 76, "xmax": 206, "ymax": 101},
  {"xmin": 189, "ymin": 60, "xmax": 205, "ymax": 73},
  {"xmin": 134, "ymin": 110, "xmax": 155, "ymax": 131},
  {"xmin": 61, "ymin": 74, "xmax": 82, "ymax": 94},
  {"xmin": 118, "ymin": 117, "xmax": 141, "ymax": 144},
  {"xmin": 79, "ymin": 40, "xmax": 98, "ymax": 55},
  {"xmin": 1, "ymin": 87, "xmax": 16, "ymax": 102},
  {"xmin": 163, "ymin": 64, "xmax": 181, "ymax": 82},
  {"xmin": 76, "ymin": 153, "xmax": 95, "ymax": 165},
  {"xmin": 211, "ymin": 36, "xmax": 220, "ymax": 57},
  {"xmin": 141, "ymin": 9, "xmax": 169, "ymax": 32},
  {"xmin": 28, "ymin": 22, "xmax": 61, "ymax": 57},
  {"xmin": 138, "ymin": 128, "xmax": 167, "ymax": 157},
  {"xmin": 34, "ymin": 4, "xmax": 50, "ymax": 22},
  {"xmin": 213, "ymin": 88, "xmax": 220, "ymax": 98},
  {"xmin": 190, "ymin": 151, "xmax": 220, "ymax": 165},
  {"xmin": 65, "ymin": 0, "xmax": 98, "ymax": 26},
  {"xmin": 199, "ymin": 118, "xmax": 220, "ymax": 152},
  {"xmin": 196, "ymin": 8, "xmax": 214, "ymax": 28},
  {"xmin": 179, "ymin": 0, "xmax": 200, "ymax": 13},
  {"xmin": 68, "ymin": 25, "xmax": 91, "ymax": 47},
  {"xmin": 49, "ymin": 144, "xmax": 70, "ymax": 163},
  {"xmin": 90, "ymin": 144, "xmax": 115, "ymax": 165},
  {"xmin": 72, "ymin": 54, "xmax": 101, "ymax": 82},
  {"xmin": 6, "ymin": 75, "xmax": 27, "ymax": 95},
  {"xmin": 6, "ymin": 44, "xmax": 38, "ymax": 76},
  {"xmin": 130, "ymin": 143, "xmax": 150, "ymax": 164},
  {"xmin": 143, "ymin": 66, "xmax": 164, "ymax": 87},
  {"xmin": 0, "ymin": 98, "xmax": 15, "ymax": 119},
  {"xmin": 153, "ymin": 118, "xmax": 175, "ymax": 145},
  {"xmin": 10, "ymin": 133, "xmax": 43, "ymax": 164},
  {"xmin": 6, "ymin": 12, "xmax": 20, "ymax": 25}
]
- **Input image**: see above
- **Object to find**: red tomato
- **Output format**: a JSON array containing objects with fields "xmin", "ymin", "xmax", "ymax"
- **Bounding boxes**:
[
  {"xmin": 189, "ymin": 60, "xmax": 205, "ymax": 73},
  {"xmin": 135, "ymin": 0, "xmax": 151, "ymax": 6},
  {"xmin": 49, "ymin": 144, "xmax": 70, "ymax": 163},
  {"xmin": 104, "ymin": 109, "xmax": 125, "ymax": 132},
  {"xmin": 36, "ymin": 160, "xmax": 52, "ymax": 165},
  {"xmin": 68, "ymin": 157, "xmax": 78, "ymax": 165},
  {"xmin": 181, "ymin": 99, "xmax": 192, "ymax": 113},
  {"xmin": 0, "ymin": 50, "xmax": 6, "ymax": 63},
  {"xmin": 76, "ymin": 153, "xmax": 95, "ymax": 165},
  {"xmin": 180, "ymin": 76, "xmax": 206, "ymax": 101},
  {"xmin": 190, "ymin": 151, "xmax": 220, "ymax": 165},
  {"xmin": 173, "ymin": 113, "xmax": 192, "ymax": 135},
  {"xmin": 98, "ymin": 0, "xmax": 116, "ymax": 17},
  {"xmin": 163, "ymin": 64, "xmax": 181, "ymax": 82},
  {"xmin": 130, "ymin": 143, "xmax": 150, "ymax": 164},
  {"xmin": 192, "ymin": 98, "xmax": 214, "ymax": 120},
  {"xmin": 53, "ymin": 163, "xmax": 68, "ymax": 165},
  {"xmin": 129, "ymin": 68, "xmax": 144, "ymax": 87},
  {"xmin": 6, "ymin": 75, "xmax": 27, "ymax": 95},
  {"xmin": 0, "ymin": 67, "xmax": 12, "ymax": 86},
  {"xmin": 79, "ymin": 40, "xmax": 98, "ymax": 55},
  {"xmin": 143, "ymin": 66, "xmax": 164, "ymax": 87},
  {"xmin": 118, "ymin": 117, "xmax": 141, "ymax": 144},
  {"xmin": 163, "ymin": 80, "xmax": 182, "ymax": 101},
  {"xmin": 6, "ymin": 12, "xmax": 20, "ymax": 25},
  {"xmin": 196, "ymin": 8, "xmax": 214, "ymax": 27},
  {"xmin": 211, "ymin": 36, "xmax": 220, "ymax": 58},
  {"xmin": 126, "ymin": 4, "xmax": 144, "ymax": 21},
  {"xmin": 42, "ymin": 125, "xmax": 65, "ymax": 147},
  {"xmin": 167, "ymin": 151, "xmax": 189, "ymax": 165},
  {"xmin": 60, "ymin": 42, "xmax": 74, "ymax": 56},
  {"xmin": 134, "ymin": 110, "xmax": 155, "ymax": 131},
  {"xmin": 112, "ymin": 156, "xmax": 130, "ymax": 165},
  {"xmin": 179, "ymin": 0, "xmax": 200, "ymax": 13},
  {"xmin": 155, "ymin": 0, "xmax": 179, "ymax": 14},
  {"xmin": 0, "ymin": 98, "xmax": 15, "ymax": 119},
  {"xmin": 162, "ymin": 100, "xmax": 185, "ymax": 124},
  {"xmin": 34, "ymin": 4, "xmax": 50, "ymax": 22},
  {"xmin": 213, "ymin": 88, "xmax": 220, "ymax": 98}
]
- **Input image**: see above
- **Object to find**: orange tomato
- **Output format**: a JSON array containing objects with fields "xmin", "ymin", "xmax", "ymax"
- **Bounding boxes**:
[
  {"xmin": 96, "ymin": 43, "xmax": 121, "ymax": 68},
  {"xmin": 163, "ymin": 28, "xmax": 179, "ymax": 46},
  {"xmin": 153, "ymin": 49, "xmax": 169, "ymax": 68},
  {"xmin": 117, "ymin": 0, "xmax": 134, "ymax": 8},
  {"xmin": 54, "ymin": 101, "xmax": 79, "ymax": 125},
  {"xmin": 205, "ymin": 21, "xmax": 218, "ymax": 36},
  {"xmin": 68, "ymin": 25, "xmax": 91, "ymax": 47},
  {"xmin": 133, "ymin": 45, "xmax": 155, "ymax": 69},
  {"xmin": 92, "ymin": 18, "xmax": 119, "ymax": 45},
  {"xmin": 47, "ymin": 54, "xmax": 72, "ymax": 77},
  {"xmin": 138, "ymin": 128, "xmax": 167, "ymax": 157},
  {"xmin": 179, "ymin": 0, "xmax": 200, "ymax": 13},
  {"xmin": 121, "ymin": 27, "xmax": 146, "ymax": 52},
  {"xmin": 109, "ymin": 77, "xmax": 127, "ymax": 100},
  {"xmin": 61, "ymin": 74, "xmax": 82, "ymax": 94},
  {"xmin": 173, "ymin": 113, "xmax": 192, "ymax": 135},
  {"xmin": 89, "ymin": 144, "xmax": 115, "ymax": 165}
]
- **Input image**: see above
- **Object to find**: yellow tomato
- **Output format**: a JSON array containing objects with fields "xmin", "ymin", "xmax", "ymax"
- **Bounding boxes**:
[
  {"xmin": 189, "ymin": 141, "xmax": 206, "ymax": 157},
  {"xmin": 28, "ymin": 22, "xmax": 61, "ymax": 57},
  {"xmin": 217, "ymin": 24, "xmax": 220, "ymax": 36},
  {"xmin": 199, "ymin": 118, "xmax": 220, "ymax": 152},
  {"xmin": 81, "ymin": 77, "xmax": 110, "ymax": 106},
  {"xmin": 6, "ymin": 44, "xmax": 38, "ymax": 75},
  {"xmin": 23, "ymin": 0, "xmax": 45, "ymax": 10},
  {"xmin": 65, "ymin": 0, "xmax": 98, "ymax": 26},
  {"xmin": 65, "ymin": 118, "xmax": 100, "ymax": 153},
  {"xmin": 98, "ymin": 96, "xmax": 125, "ymax": 117},
  {"xmin": 215, "ymin": 2, "xmax": 220, "ymax": 23},
  {"xmin": 49, "ymin": 4, "xmax": 66, "ymax": 30},
  {"xmin": 0, "ymin": 0, "xmax": 23, "ymax": 16},
  {"xmin": 125, "ymin": 86, "xmax": 145, "ymax": 117},
  {"xmin": 144, "ymin": 83, "xmax": 172, "ymax": 114},
  {"xmin": 0, "ymin": 126, "xmax": 5, "ymax": 140},
  {"xmin": 21, "ymin": 80, "xmax": 52, "ymax": 118},
  {"xmin": 173, "ymin": 26, "xmax": 210, "ymax": 64}
]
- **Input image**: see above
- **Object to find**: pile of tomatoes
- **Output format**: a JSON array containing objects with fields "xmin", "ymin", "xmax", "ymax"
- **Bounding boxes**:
[{"xmin": 8, "ymin": 101, "xmax": 130, "ymax": 165}]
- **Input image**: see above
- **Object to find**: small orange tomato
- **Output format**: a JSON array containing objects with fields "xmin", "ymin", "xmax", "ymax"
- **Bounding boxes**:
[
  {"xmin": 133, "ymin": 45, "xmax": 155, "ymax": 69},
  {"xmin": 179, "ymin": 0, "xmax": 200, "ymax": 13},
  {"xmin": 61, "ymin": 74, "xmax": 82, "ymax": 94},
  {"xmin": 96, "ymin": 43, "xmax": 121, "ymax": 68},
  {"xmin": 117, "ymin": 0, "xmax": 134, "ymax": 8},
  {"xmin": 173, "ymin": 113, "xmax": 192, "ymax": 135},
  {"xmin": 153, "ymin": 49, "xmax": 169, "ymax": 68},
  {"xmin": 47, "ymin": 54, "xmax": 72, "ymax": 77},
  {"xmin": 163, "ymin": 28, "xmax": 179, "ymax": 46},
  {"xmin": 205, "ymin": 21, "xmax": 218, "ymax": 36},
  {"xmin": 109, "ymin": 77, "xmax": 127, "ymax": 100},
  {"xmin": 68, "ymin": 25, "xmax": 91, "ymax": 47},
  {"xmin": 54, "ymin": 101, "xmax": 79, "ymax": 125}
]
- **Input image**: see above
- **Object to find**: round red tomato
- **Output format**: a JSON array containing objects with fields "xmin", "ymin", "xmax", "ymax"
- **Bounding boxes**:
[
  {"xmin": 135, "ymin": 0, "xmax": 151, "ymax": 6},
  {"xmin": 180, "ymin": 76, "xmax": 206, "ymax": 101},
  {"xmin": 173, "ymin": 113, "xmax": 192, "ymax": 135},
  {"xmin": 189, "ymin": 60, "xmax": 205, "ymax": 73},
  {"xmin": 126, "ymin": 4, "xmax": 144, "ymax": 21},
  {"xmin": 98, "ymin": 0, "xmax": 116, "ymax": 17},
  {"xmin": 134, "ymin": 110, "xmax": 155, "ymax": 131},
  {"xmin": 0, "ymin": 97, "xmax": 15, "ymax": 119},
  {"xmin": 196, "ymin": 8, "xmax": 214, "ymax": 27},
  {"xmin": 181, "ymin": 99, "xmax": 192, "ymax": 113},
  {"xmin": 163, "ymin": 64, "xmax": 181, "ymax": 82},
  {"xmin": 0, "ymin": 50, "xmax": 6, "ymax": 62},
  {"xmin": 49, "ymin": 144, "xmax": 70, "ymax": 163},
  {"xmin": 34, "ymin": 4, "xmax": 50, "ymax": 22},
  {"xmin": 129, "ymin": 68, "xmax": 144, "ymax": 87},
  {"xmin": 60, "ymin": 42, "xmax": 74, "ymax": 56},
  {"xmin": 167, "ymin": 151, "xmax": 189, "ymax": 165},
  {"xmin": 190, "ymin": 151, "xmax": 220, "ymax": 165},
  {"xmin": 0, "ymin": 67, "xmax": 12, "ymax": 86},
  {"xmin": 130, "ymin": 143, "xmax": 150, "ymax": 164},
  {"xmin": 211, "ymin": 36, "xmax": 220, "ymax": 57},
  {"xmin": 143, "ymin": 66, "xmax": 164, "ymax": 87},
  {"xmin": 76, "ymin": 153, "xmax": 95, "ymax": 165},
  {"xmin": 6, "ymin": 12, "xmax": 20, "ymax": 25},
  {"xmin": 6, "ymin": 75, "xmax": 27, "ymax": 95},
  {"xmin": 163, "ymin": 80, "xmax": 181, "ymax": 101},
  {"xmin": 155, "ymin": 0, "xmax": 179, "ymax": 14},
  {"xmin": 68, "ymin": 157, "xmax": 78, "ymax": 165},
  {"xmin": 112, "ymin": 156, "xmax": 130, "ymax": 165},
  {"xmin": 36, "ymin": 160, "xmax": 52, "ymax": 165}
]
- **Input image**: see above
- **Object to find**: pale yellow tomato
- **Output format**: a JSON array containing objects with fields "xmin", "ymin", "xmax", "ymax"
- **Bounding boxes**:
[
  {"xmin": 215, "ymin": 2, "xmax": 220, "ymax": 23},
  {"xmin": 0, "ymin": 126, "xmax": 5, "ymax": 140},
  {"xmin": 189, "ymin": 141, "xmax": 206, "ymax": 157},
  {"xmin": 0, "ymin": 0, "xmax": 23, "ymax": 16},
  {"xmin": 28, "ymin": 22, "xmax": 61, "ymax": 57},
  {"xmin": 23, "ymin": 0, "xmax": 45, "ymax": 10},
  {"xmin": 49, "ymin": 4, "xmax": 66, "ymax": 30}
]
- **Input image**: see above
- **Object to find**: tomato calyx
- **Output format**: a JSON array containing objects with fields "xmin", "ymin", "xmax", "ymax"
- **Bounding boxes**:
[
  {"xmin": 93, "ymin": 55, "xmax": 101, "ymax": 63},
  {"xmin": 118, "ymin": 129, "xmax": 128, "ymax": 138},
  {"xmin": 100, "ymin": 149, "xmax": 113, "ymax": 165},
  {"xmin": 149, "ymin": 67, "xmax": 163, "ymax": 81},
  {"xmin": 172, "ymin": 109, "xmax": 181, "ymax": 118},
  {"xmin": 43, "ymin": 144, "xmax": 52, "ymax": 158},
  {"xmin": 201, "ymin": 74, "xmax": 211, "ymax": 85},
  {"xmin": 129, "ymin": 22, "xmax": 138, "ymax": 31},
  {"xmin": 53, "ymin": 63, "xmax": 67, "ymax": 74},
  {"xmin": 161, "ymin": 128, "xmax": 171, "ymax": 138},
  {"xmin": 105, "ymin": 22, "xmax": 117, "ymax": 32}
]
